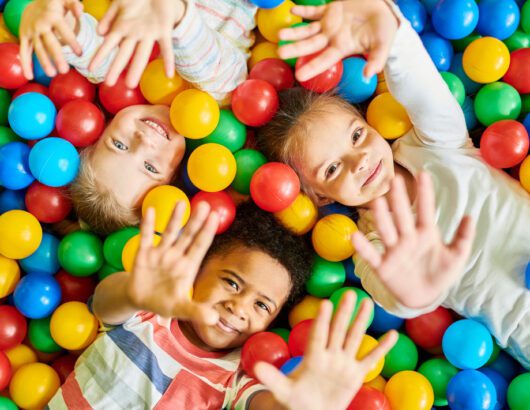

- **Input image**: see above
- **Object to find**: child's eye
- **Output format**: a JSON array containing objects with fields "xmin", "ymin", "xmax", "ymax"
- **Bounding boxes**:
[
  {"xmin": 113, "ymin": 139, "xmax": 128, "ymax": 150},
  {"xmin": 144, "ymin": 162, "xmax": 159, "ymax": 174},
  {"xmin": 352, "ymin": 127, "xmax": 364, "ymax": 144},
  {"xmin": 256, "ymin": 301, "xmax": 270, "ymax": 313},
  {"xmin": 223, "ymin": 278, "xmax": 239, "ymax": 291},
  {"xmin": 325, "ymin": 163, "xmax": 339, "ymax": 179}
]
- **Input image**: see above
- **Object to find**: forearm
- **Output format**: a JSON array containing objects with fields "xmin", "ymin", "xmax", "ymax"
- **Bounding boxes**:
[
  {"xmin": 249, "ymin": 391, "xmax": 286, "ymax": 410},
  {"xmin": 92, "ymin": 271, "xmax": 138, "ymax": 325}
]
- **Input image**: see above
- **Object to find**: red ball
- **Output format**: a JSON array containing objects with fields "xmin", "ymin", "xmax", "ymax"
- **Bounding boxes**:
[
  {"xmin": 503, "ymin": 48, "xmax": 530, "ymax": 94},
  {"xmin": 0, "ymin": 43, "xmax": 28, "ymax": 89},
  {"xmin": 405, "ymin": 306, "xmax": 454, "ymax": 350},
  {"xmin": 288, "ymin": 319, "xmax": 312, "ymax": 357},
  {"xmin": 241, "ymin": 332, "xmax": 290, "ymax": 378},
  {"xmin": 0, "ymin": 305, "xmax": 27, "ymax": 351},
  {"xmin": 190, "ymin": 191, "xmax": 236, "ymax": 234},
  {"xmin": 249, "ymin": 58, "xmax": 295, "ymax": 92},
  {"xmin": 56, "ymin": 100, "xmax": 106, "ymax": 147},
  {"xmin": 348, "ymin": 386, "xmax": 391, "ymax": 410},
  {"xmin": 25, "ymin": 182, "xmax": 72, "ymax": 223},
  {"xmin": 232, "ymin": 79, "xmax": 279, "ymax": 127},
  {"xmin": 480, "ymin": 120, "xmax": 529, "ymax": 169},
  {"xmin": 98, "ymin": 72, "xmax": 147, "ymax": 114},
  {"xmin": 51, "ymin": 354, "xmax": 77, "ymax": 383},
  {"xmin": 49, "ymin": 70, "xmax": 96, "ymax": 108},
  {"xmin": 250, "ymin": 162, "xmax": 300, "ymax": 212},
  {"xmin": 13, "ymin": 82, "xmax": 49, "ymax": 99},
  {"xmin": 296, "ymin": 53, "xmax": 344, "ymax": 93},
  {"xmin": 55, "ymin": 270, "xmax": 97, "ymax": 304},
  {"xmin": 0, "ymin": 351, "xmax": 12, "ymax": 391}
]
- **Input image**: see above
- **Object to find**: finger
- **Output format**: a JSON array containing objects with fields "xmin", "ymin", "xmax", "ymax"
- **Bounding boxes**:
[
  {"xmin": 448, "ymin": 215, "xmax": 475, "ymax": 259},
  {"xmin": 363, "ymin": 18, "xmax": 394, "ymax": 78},
  {"xmin": 34, "ymin": 36, "xmax": 57, "ymax": 77},
  {"xmin": 159, "ymin": 201, "xmax": 186, "ymax": 250},
  {"xmin": 137, "ymin": 207, "xmax": 156, "ymax": 263},
  {"xmin": 254, "ymin": 362, "xmax": 293, "ymax": 402},
  {"xmin": 55, "ymin": 19, "xmax": 82, "ymax": 56},
  {"xmin": 42, "ymin": 31, "xmax": 69, "ymax": 74},
  {"xmin": 345, "ymin": 298, "xmax": 374, "ymax": 356},
  {"xmin": 295, "ymin": 46, "xmax": 343, "ymax": 82},
  {"xmin": 105, "ymin": 38, "xmax": 138, "ymax": 86},
  {"xmin": 189, "ymin": 303, "xmax": 219, "ymax": 326},
  {"xmin": 371, "ymin": 196, "xmax": 398, "ymax": 248},
  {"xmin": 173, "ymin": 202, "xmax": 211, "ymax": 254},
  {"xmin": 351, "ymin": 232, "xmax": 382, "ymax": 269},
  {"xmin": 389, "ymin": 175, "xmax": 415, "ymax": 237},
  {"xmin": 66, "ymin": 1, "xmax": 84, "ymax": 20},
  {"xmin": 328, "ymin": 290, "xmax": 356, "ymax": 350},
  {"xmin": 159, "ymin": 36, "xmax": 175, "ymax": 80},
  {"xmin": 20, "ymin": 38, "xmax": 34, "ymax": 80},
  {"xmin": 89, "ymin": 33, "xmax": 122, "ymax": 72},
  {"xmin": 277, "ymin": 33, "xmax": 328, "ymax": 60},
  {"xmin": 125, "ymin": 39, "xmax": 155, "ymax": 89},
  {"xmin": 416, "ymin": 172, "xmax": 435, "ymax": 230},
  {"xmin": 360, "ymin": 330, "xmax": 398, "ymax": 372},
  {"xmin": 97, "ymin": 2, "xmax": 119, "ymax": 36},
  {"xmin": 185, "ymin": 211, "xmax": 219, "ymax": 262},
  {"xmin": 305, "ymin": 299, "xmax": 333, "ymax": 357},
  {"xmin": 278, "ymin": 21, "xmax": 321, "ymax": 41},
  {"xmin": 290, "ymin": 5, "xmax": 326, "ymax": 20}
]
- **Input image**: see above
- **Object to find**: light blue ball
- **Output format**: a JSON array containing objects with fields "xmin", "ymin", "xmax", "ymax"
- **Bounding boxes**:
[
  {"xmin": 524, "ymin": 262, "xmax": 530, "ymax": 289},
  {"xmin": 8, "ymin": 92, "xmax": 56, "ymax": 140},
  {"xmin": 447, "ymin": 370, "xmax": 497, "ymax": 410},
  {"xmin": 479, "ymin": 368, "xmax": 508, "ymax": 410},
  {"xmin": 250, "ymin": 0, "xmax": 284, "ymax": 8},
  {"xmin": 462, "ymin": 96, "xmax": 478, "ymax": 130},
  {"xmin": 397, "ymin": 0, "xmax": 428, "ymax": 33},
  {"xmin": 0, "ymin": 141, "xmax": 35, "ymax": 190},
  {"xmin": 32, "ymin": 53, "xmax": 52, "ymax": 86},
  {"xmin": 280, "ymin": 356, "xmax": 303, "ymax": 375},
  {"xmin": 19, "ymin": 233, "xmax": 60, "ymax": 275},
  {"xmin": 337, "ymin": 57, "xmax": 377, "ymax": 104},
  {"xmin": 13, "ymin": 273, "xmax": 61, "ymax": 319},
  {"xmin": 477, "ymin": 0, "xmax": 520, "ymax": 40},
  {"xmin": 432, "ymin": 0, "xmax": 479, "ymax": 40},
  {"xmin": 29, "ymin": 137, "xmax": 80, "ymax": 187},
  {"xmin": 0, "ymin": 188, "xmax": 26, "ymax": 213},
  {"xmin": 449, "ymin": 53, "xmax": 481, "ymax": 95},
  {"xmin": 421, "ymin": 32, "xmax": 454, "ymax": 71},
  {"xmin": 369, "ymin": 303, "xmax": 404, "ymax": 334}
]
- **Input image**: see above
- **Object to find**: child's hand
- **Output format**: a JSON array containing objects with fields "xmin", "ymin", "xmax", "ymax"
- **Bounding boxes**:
[
  {"xmin": 277, "ymin": 0, "xmax": 399, "ymax": 81},
  {"xmin": 89, "ymin": 0, "xmax": 186, "ymax": 88},
  {"xmin": 255, "ymin": 292, "xmax": 397, "ymax": 410},
  {"xmin": 127, "ymin": 201, "xmax": 220, "ymax": 325},
  {"xmin": 352, "ymin": 172, "xmax": 476, "ymax": 310},
  {"xmin": 19, "ymin": 0, "xmax": 83, "ymax": 79}
]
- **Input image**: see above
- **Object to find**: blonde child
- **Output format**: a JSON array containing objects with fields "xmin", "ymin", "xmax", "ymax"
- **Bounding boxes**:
[{"xmin": 256, "ymin": 0, "xmax": 530, "ymax": 368}]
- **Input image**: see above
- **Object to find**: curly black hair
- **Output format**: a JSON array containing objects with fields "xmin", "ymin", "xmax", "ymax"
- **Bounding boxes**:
[{"xmin": 206, "ymin": 201, "xmax": 313, "ymax": 312}]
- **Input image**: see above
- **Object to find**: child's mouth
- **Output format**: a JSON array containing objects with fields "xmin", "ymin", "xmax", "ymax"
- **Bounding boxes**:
[
  {"xmin": 141, "ymin": 118, "xmax": 170, "ymax": 140},
  {"xmin": 216, "ymin": 318, "xmax": 240, "ymax": 334},
  {"xmin": 363, "ymin": 160, "xmax": 383, "ymax": 187}
]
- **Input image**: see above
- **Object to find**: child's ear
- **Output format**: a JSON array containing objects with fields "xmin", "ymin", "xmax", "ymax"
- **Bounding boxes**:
[{"xmin": 315, "ymin": 194, "xmax": 334, "ymax": 207}]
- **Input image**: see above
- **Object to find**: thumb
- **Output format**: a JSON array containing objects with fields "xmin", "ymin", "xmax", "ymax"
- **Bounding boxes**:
[
  {"xmin": 97, "ymin": 2, "xmax": 119, "ymax": 35},
  {"xmin": 254, "ymin": 362, "xmax": 292, "ymax": 402}
]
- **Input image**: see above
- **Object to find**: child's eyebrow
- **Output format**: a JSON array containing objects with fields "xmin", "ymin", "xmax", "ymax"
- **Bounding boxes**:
[{"xmin": 221, "ymin": 270, "xmax": 278, "ymax": 310}]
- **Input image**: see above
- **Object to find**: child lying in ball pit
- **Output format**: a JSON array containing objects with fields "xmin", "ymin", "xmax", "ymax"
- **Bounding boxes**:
[
  {"xmin": 256, "ymin": 0, "xmax": 530, "ymax": 368},
  {"xmin": 19, "ymin": 0, "xmax": 256, "ymax": 234},
  {"xmin": 47, "ymin": 201, "xmax": 397, "ymax": 409}
]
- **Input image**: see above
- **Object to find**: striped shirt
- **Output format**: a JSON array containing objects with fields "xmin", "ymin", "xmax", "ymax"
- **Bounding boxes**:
[
  {"xmin": 47, "ymin": 311, "xmax": 264, "ymax": 409},
  {"xmin": 62, "ymin": 0, "xmax": 257, "ymax": 104}
]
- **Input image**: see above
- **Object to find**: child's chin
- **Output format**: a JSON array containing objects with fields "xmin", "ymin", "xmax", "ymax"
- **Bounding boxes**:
[{"xmin": 197, "ymin": 324, "xmax": 243, "ymax": 350}]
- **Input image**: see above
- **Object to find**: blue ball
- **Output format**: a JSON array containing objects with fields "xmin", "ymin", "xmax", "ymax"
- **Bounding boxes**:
[
  {"xmin": 477, "ymin": 0, "xmax": 520, "ymax": 40},
  {"xmin": 525, "ymin": 262, "xmax": 530, "ymax": 289},
  {"xmin": 487, "ymin": 351, "xmax": 521, "ymax": 381},
  {"xmin": 181, "ymin": 157, "xmax": 200, "ymax": 196},
  {"xmin": 421, "ymin": 0, "xmax": 439, "ymax": 14},
  {"xmin": 369, "ymin": 303, "xmax": 404, "ymax": 334},
  {"xmin": 337, "ymin": 57, "xmax": 377, "ymax": 104},
  {"xmin": 250, "ymin": 0, "xmax": 284, "ymax": 8},
  {"xmin": 8, "ymin": 93, "xmax": 57, "ymax": 140},
  {"xmin": 421, "ymin": 32, "xmax": 454, "ymax": 71},
  {"xmin": 447, "ymin": 370, "xmax": 497, "ymax": 410},
  {"xmin": 32, "ymin": 54, "xmax": 52, "ymax": 86},
  {"xmin": 442, "ymin": 319, "xmax": 494, "ymax": 369},
  {"xmin": 19, "ymin": 233, "xmax": 60, "ymax": 275},
  {"xmin": 462, "ymin": 96, "xmax": 478, "ymax": 130},
  {"xmin": 280, "ymin": 356, "xmax": 303, "ymax": 375},
  {"xmin": 343, "ymin": 257, "xmax": 361, "ymax": 285},
  {"xmin": 13, "ymin": 273, "xmax": 61, "ymax": 319},
  {"xmin": 449, "ymin": 53, "xmax": 481, "ymax": 95},
  {"xmin": 0, "ymin": 0, "xmax": 6, "ymax": 10},
  {"xmin": 479, "ymin": 368, "xmax": 508, "ymax": 410},
  {"xmin": 432, "ymin": 0, "xmax": 479, "ymax": 40},
  {"xmin": 319, "ymin": 203, "xmax": 354, "ymax": 218},
  {"xmin": 522, "ymin": 113, "xmax": 530, "ymax": 136},
  {"xmin": 0, "ymin": 142, "xmax": 35, "ymax": 190},
  {"xmin": 397, "ymin": 0, "xmax": 427, "ymax": 33},
  {"xmin": 0, "ymin": 189, "xmax": 26, "ymax": 213},
  {"xmin": 29, "ymin": 137, "xmax": 80, "ymax": 187}
]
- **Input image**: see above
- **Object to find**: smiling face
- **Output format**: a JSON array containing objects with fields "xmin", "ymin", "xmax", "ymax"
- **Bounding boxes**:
[{"xmin": 91, "ymin": 105, "xmax": 185, "ymax": 208}]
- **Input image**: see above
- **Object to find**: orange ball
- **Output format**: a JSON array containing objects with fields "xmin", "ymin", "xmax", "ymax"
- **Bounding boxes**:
[{"xmin": 140, "ymin": 59, "xmax": 188, "ymax": 105}]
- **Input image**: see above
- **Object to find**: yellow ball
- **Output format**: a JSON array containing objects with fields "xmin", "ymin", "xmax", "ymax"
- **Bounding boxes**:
[
  {"xmin": 9, "ymin": 363, "xmax": 60, "ymax": 410},
  {"xmin": 257, "ymin": 0, "xmax": 302, "ymax": 43},
  {"xmin": 462, "ymin": 37, "xmax": 510, "ymax": 84},
  {"xmin": 249, "ymin": 41, "xmax": 279, "ymax": 69},
  {"xmin": 5, "ymin": 344, "xmax": 37, "ymax": 374},
  {"xmin": 357, "ymin": 335, "xmax": 385, "ymax": 382},
  {"xmin": 519, "ymin": 156, "xmax": 530, "ymax": 193},
  {"xmin": 0, "ymin": 14, "xmax": 17, "ymax": 43},
  {"xmin": 122, "ymin": 233, "xmax": 162, "ymax": 272},
  {"xmin": 187, "ymin": 143, "xmax": 236, "ymax": 192},
  {"xmin": 170, "ymin": 89, "xmax": 220, "ymax": 139},
  {"xmin": 367, "ymin": 92, "xmax": 412, "ymax": 140},
  {"xmin": 0, "ymin": 255, "xmax": 20, "ymax": 298},
  {"xmin": 82, "ymin": 0, "xmax": 111, "ymax": 20},
  {"xmin": 140, "ymin": 59, "xmax": 189, "ymax": 105},
  {"xmin": 50, "ymin": 302, "xmax": 99, "ymax": 350},
  {"xmin": 288, "ymin": 295, "xmax": 322, "ymax": 328},
  {"xmin": 142, "ymin": 185, "xmax": 190, "ymax": 234},
  {"xmin": 275, "ymin": 193, "xmax": 318, "ymax": 235},
  {"xmin": 311, "ymin": 214, "xmax": 358, "ymax": 262},
  {"xmin": 0, "ymin": 210, "xmax": 42, "ymax": 259},
  {"xmin": 384, "ymin": 370, "xmax": 434, "ymax": 410},
  {"xmin": 364, "ymin": 375, "xmax": 387, "ymax": 392},
  {"xmin": 375, "ymin": 72, "xmax": 389, "ymax": 95}
]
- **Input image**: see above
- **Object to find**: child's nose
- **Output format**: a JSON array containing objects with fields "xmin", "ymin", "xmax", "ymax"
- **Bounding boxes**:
[
  {"xmin": 348, "ymin": 152, "xmax": 369, "ymax": 174},
  {"xmin": 134, "ymin": 130, "xmax": 156, "ymax": 149},
  {"xmin": 224, "ymin": 300, "xmax": 247, "ymax": 321}
]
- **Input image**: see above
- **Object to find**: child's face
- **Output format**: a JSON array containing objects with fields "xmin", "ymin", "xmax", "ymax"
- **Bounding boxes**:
[
  {"xmin": 297, "ymin": 107, "xmax": 395, "ymax": 207},
  {"xmin": 190, "ymin": 246, "xmax": 291, "ymax": 350},
  {"xmin": 90, "ymin": 105, "xmax": 185, "ymax": 208}
]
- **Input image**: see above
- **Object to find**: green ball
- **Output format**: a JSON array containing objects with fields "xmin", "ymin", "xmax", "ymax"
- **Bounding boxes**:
[
  {"xmin": 201, "ymin": 110, "xmax": 246, "ymax": 153},
  {"xmin": 58, "ymin": 231, "xmax": 104, "ymax": 276},
  {"xmin": 0, "ymin": 397, "xmax": 18, "ymax": 410},
  {"xmin": 103, "ymin": 226, "xmax": 139, "ymax": 270},
  {"xmin": 278, "ymin": 22, "xmax": 309, "ymax": 67},
  {"xmin": 306, "ymin": 255, "xmax": 346, "ymax": 297},
  {"xmin": 440, "ymin": 72, "xmax": 465, "ymax": 106},
  {"xmin": 486, "ymin": 342, "xmax": 501, "ymax": 365},
  {"xmin": 521, "ymin": 0, "xmax": 530, "ymax": 35},
  {"xmin": 294, "ymin": 0, "xmax": 331, "ymax": 5},
  {"xmin": 185, "ymin": 136, "xmax": 203, "ymax": 153},
  {"xmin": 98, "ymin": 262, "xmax": 120, "ymax": 282},
  {"xmin": 474, "ymin": 82, "xmax": 521, "ymax": 126},
  {"xmin": 231, "ymin": 149, "xmax": 267, "ymax": 194},
  {"xmin": 504, "ymin": 30, "xmax": 530, "ymax": 51},
  {"xmin": 329, "ymin": 287, "xmax": 374, "ymax": 328},
  {"xmin": 418, "ymin": 358, "xmax": 458, "ymax": 407},
  {"xmin": 0, "ymin": 126, "xmax": 20, "ymax": 148},
  {"xmin": 507, "ymin": 373, "xmax": 530, "ymax": 410},
  {"xmin": 271, "ymin": 328, "xmax": 290, "ymax": 343},
  {"xmin": 452, "ymin": 33, "xmax": 482, "ymax": 52},
  {"xmin": 0, "ymin": 88, "xmax": 11, "ymax": 126},
  {"xmin": 28, "ymin": 317, "xmax": 62, "ymax": 353},
  {"xmin": 3, "ymin": 0, "xmax": 33, "ymax": 37},
  {"xmin": 380, "ymin": 332, "xmax": 418, "ymax": 378},
  {"xmin": 521, "ymin": 94, "xmax": 530, "ymax": 116}
]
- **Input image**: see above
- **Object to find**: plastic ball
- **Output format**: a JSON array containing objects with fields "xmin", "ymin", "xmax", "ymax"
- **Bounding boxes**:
[
  {"xmin": 142, "ymin": 185, "xmax": 190, "ymax": 233},
  {"xmin": 330, "ymin": 287, "xmax": 374, "ymax": 327},
  {"xmin": 31, "ymin": 53, "xmax": 52, "ymax": 86},
  {"xmin": 363, "ymin": 375, "xmax": 387, "ymax": 392},
  {"xmin": 384, "ymin": 371, "xmax": 434, "ymax": 410},
  {"xmin": 288, "ymin": 319, "xmax": 312, "ymax": 357},
  {"xmin": 28, "ymin": 317, "xmax": 62, "ymax": 353},
  {"xmin": 232, "ymin": 79, "xmax": 279, "ymax": 127},
  {"xmin": 507, "ymin": 372, "xmax": 530, "ymax": 410},
  {"xmin": 367, "ymin": 92, "xmax": 412, "ymax": 140},
  {"xmin": 251, "ymin": 0, "xmax": 283, "ymax": 7},
  {"xmin": 25, "ymin": 181, "xmax": 72, "ymax": 224},
  {"xmin": 442, "ymin": 319, "xmax": 494, "ymax": 369},
  {"xmin": 418, "ymin": 358, "xmax": 459, "ymax": 407},
  {"xmin": 12, "ymin": 82, "xmax": 48, "ymax": 99},
  {"xmin": 447, "ymin": 370, "xmax": 497, "ymax": 410},
  {"xmin": 0, "ymin": 209, "xmax": 42, "ymax": 259},
  {"xmin": 0, "ymin": 305, "xmax": 26, "ymax": 350},
  {"xmin": 0, "ymin": 254, "xmax": 19, "ymax": 298},
  {"xmin": 463, "ymin": 37, "xmax": 511, "ymax": 83},
  {"xmin": 312, "ymin": 214, "xmax": 358, "ymax": 262},
  {"xmin": 170, "ymin": 89, "xmax": 220, "ymax": 139},
  {"xmin": 7, "ymin": 92, "xmax": 56, "ymax": 140},
  {"xmin": 488, "ymin": 350, "xmax": 521, "ymax": 381},
  {"xmin": 250, "ymin": 162, "xmax": 300, "ymax": 212},
  {"xmin": 0, "ymin": 397, "xmax": 17, "ymax": 410},
  {"xmin": 338, "ymin": 57, "xmax": 377, "ymax": 103},
  {"xmin": 306, "ymin": 255, "xmax": 345, "ymax": 297},
  {"xmin": 440, "ymin": 71, "xmax": 465, "ymax": 105},
  {"xmin": 58, "ymin": 231, "xmax": 104, "ymax": 277},
  {"xmin": 271, "ymin": 328, "xmax": 290, "ymax": 343},
  {"xmin": 357, "ymin": 335, "xmax": 385, "ymax": 382},
  {"xmin": 249, "ymin": 41, "xmax": 279, "ymax": 69},
  {"xmin": 348, "ymin": 386, "xmax": 390, "ymax": 410},
  {"xmin": 0, "ymin": 125, "xmax": 19, "ymax": 147},
  {"xmin": 241, "ymin": 332, "xmax": 290, "ymax": 378},
  {"xmin": 140, "ymin": 59, "xmax": 188, "ymax": 105},
  {"xmin": 19, "ymin": 232, "xmax": 60, "ymax": 275},
  {"xmin": 420, "ymin": 32, "xmax": 454, "ymax": 71},
  {"xmin": 0, "ymin": 88, "xmax": 12, "ymax": 125},
  {"xmin": 0, "ymin": 350, "xmax": 12, "ymax": 390},
  {"xmin": 380, "ymin": 332, "xmax": 418, "ymax": 378},
  {"xmin": 0, "ymin": 13, "xmax": 17, "ymax": 43},
  {"xmin": 397, "ymin": 0, "xmax": 427, "ymax": 33},
  {"xmin": 0, "ymin": 188, "xmax": 26, "ymax": 214},
  {"xmin": 474, "ymin": 82, "xmax": 521, "ymax": 126},
  {"xmin": 297, "ymin": 53, "xmax": 344, "ymax": 93},
  {"xmin": 13, "ymin": 273, "xmax": 61, "ymax": 318},
  {"xmin": 480, "ymin": 120, "xmax": 529, "ymax": 168},
  {"xmin": 48, "ymin": 70, "xmax": 96, "ymax": 108},
  {"xmin": 188, "ymin": 143, "xmax": 236, "ymax": 192},
  {"xmin": 477, "ymin": 0, "xmax": 520, "ymax": 40},
  {"xmin": 98, "ymin": 262, "xmax": 120, "ymax": 281},
  {"xmin": 480, "ymin": 368, "xmax": 508, "ymax": 410},
  {"xmin": 98, "ymin": 72, "xmax": 147, "ymax": 114},
  {"xmin": 103, "ymin": 227, "xmax": 140, "ymax": 270},
  {"xmin": 56, "ymin": 100, "xmax": 105, "ymax": 147},
  {"xmin": 3, "ymin": 0, "xmax": 31, "ymax": 36},
  {"xmin": 369, "ymin": 304, "xmax": 404, "ymax": 334},
  {"xmin": 257, "ymin": 0, "xmax": 302, "ymax": 43},
  {"xmin": 280, "ymin": 356, "xmax": 302, "ymax": 376},
  {"xmin": 0, "ymin": 43, "xmax": 27, "ymax": 89},
  {"xmin": 191, "ymin": 191, "xmax": 236, "ymax": 234},
  {"xmin": 504, "ymin": 29, "xmax": 530, "ymax": 52},
  {"xmin": 4, "ymin": 344, "xmax": 37, "ymax": 374},
  {"xmin": 0, "ymin": 141, "xmax": 35, "ymax": 190},
  {"xmin": 82, "ymin": 0, "xmax": 110, "ymax": 19},
  {"xmin": 231, "ymin": 149, "xmax": 267, "ymax": 194},
  {"xmin": 521, "ymin": 156, "xmax": 530, "ymax": 192},
  {"xmin": 288, "ymin": 295, "xmax": 322, "ymax": 327},
  {"xmin": 51, "ymin": 354, "xmax": 77, "ymax": 384},
  {"xmin": 250, "ymin": 58, "xmax": 295, "ymax": 92},
  {"xmin": 9, "ymin": 362, "xmax": 60, "ymax": 409},
  {"xmin": 405, "ymin": 306, "xmax": 454, "ymax": 350},
  {"xmin": 523, "ymin": 0, "xmax": 530, "ymax": 33},
  {"xmin": 29, "ymin": 137, "xmax": 80, "ymax": 187},
  {"xmin": 55, "ymin": 269, "xmax": 97, "ymax": 304},
  {"xmin": 201, "ymin": 110, "xmax": 247, "ymax": 152},
  {"xmin": 432, "ymin": 0, "xmax": 479, "ymax": 40},
  {"xmin": 275, "ymin": 192, "xmax": 318, "ymax": 235},
  {"xmin": 50, "ymin": 301, "xmax": 98, "ymax": 350},
  {"xmin": 122, "ymin": 233, "xmax": 161, "ymax": 272},
  {"xmin": 449, "ymin": 52, "xmax": 482, "ymax": 95},
  {"xmin": 503, "ymin": 48, "xmax": 530, "ymax": 94}
]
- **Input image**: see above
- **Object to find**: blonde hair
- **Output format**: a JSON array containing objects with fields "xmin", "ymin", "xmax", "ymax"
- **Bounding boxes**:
[{"xmin": 69, "ymin": 145, "xmax": 140, "ymax": 235}]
